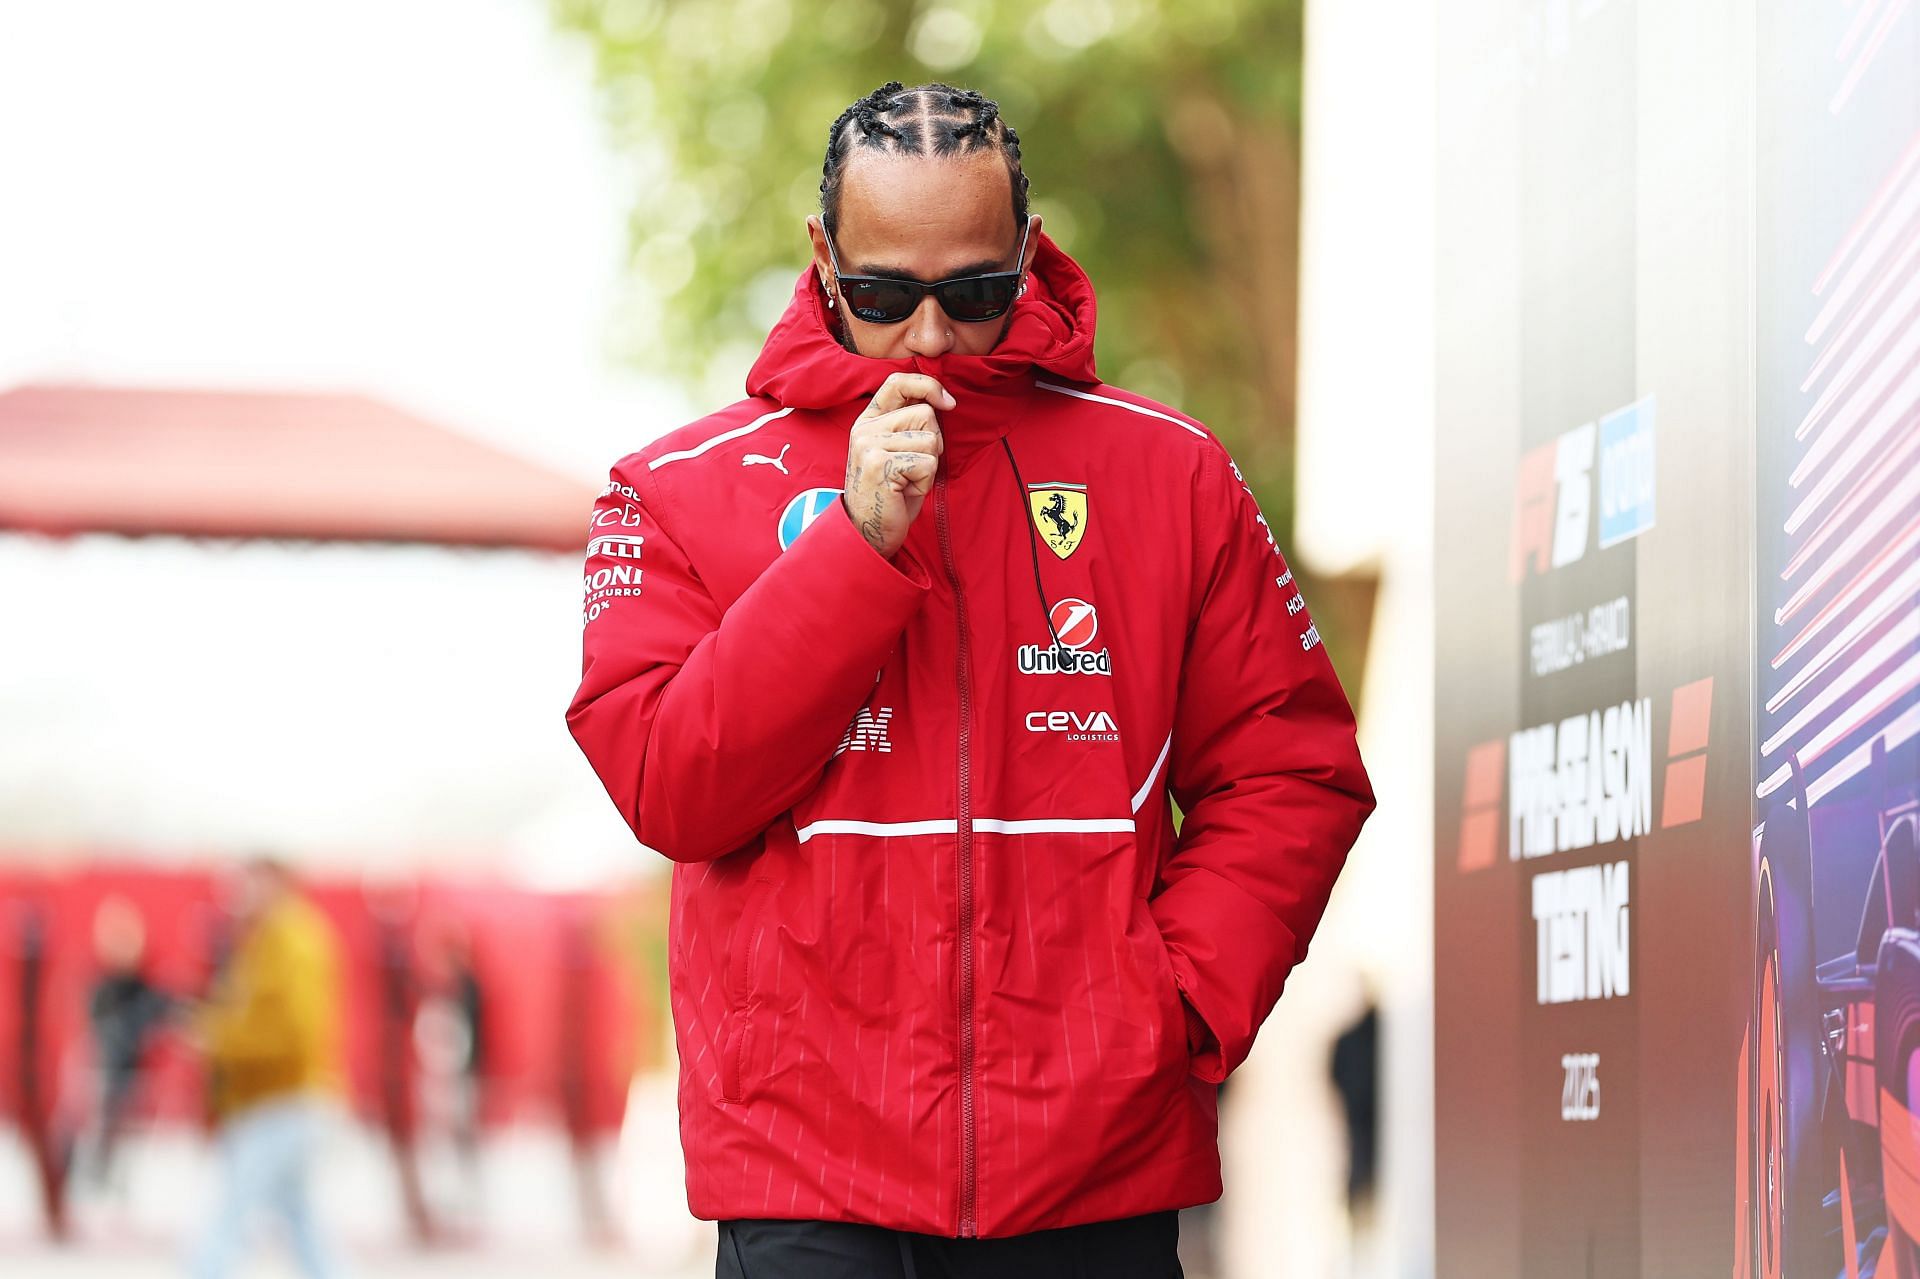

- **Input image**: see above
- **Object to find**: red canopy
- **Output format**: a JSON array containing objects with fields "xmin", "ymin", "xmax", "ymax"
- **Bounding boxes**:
[{"xmin": 0, "ymin": 383, "xmax": 597, "ymax": 552}]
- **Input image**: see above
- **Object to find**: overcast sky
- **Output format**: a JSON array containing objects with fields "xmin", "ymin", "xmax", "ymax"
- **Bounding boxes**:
[
  {"xmin": 0, "ymin": 1, "xmax": 690, "ymax": 883},
  {"xmin": 0, "ymin": 0, "xmax": 687, "ymax": 479}
]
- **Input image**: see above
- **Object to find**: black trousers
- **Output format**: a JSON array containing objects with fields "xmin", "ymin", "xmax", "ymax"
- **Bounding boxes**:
[{"xmin": 716, "ymin": 1210, "xmax": 1183, "ymax": 1279}]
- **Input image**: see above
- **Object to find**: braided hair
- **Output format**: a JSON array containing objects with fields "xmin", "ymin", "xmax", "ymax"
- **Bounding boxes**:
[{"xmin": 819, "ymin": 81, "xmax": 1030, "ymax": 237}]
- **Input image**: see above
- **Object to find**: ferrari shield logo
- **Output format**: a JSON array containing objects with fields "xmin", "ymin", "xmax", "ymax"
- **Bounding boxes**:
[{"xmin": 1027, "ymin": 483, "xmax": 1088, "ymax": 559}]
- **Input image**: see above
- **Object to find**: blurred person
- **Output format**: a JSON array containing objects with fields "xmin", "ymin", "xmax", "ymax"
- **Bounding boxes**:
[
  {"xmin": 559, "ymin": 913, "xmax": 617, "ymax": 1248},
  {"xmin": 1330, "ymin": 998, "xmax": 1380, "ymax": 1222},
  {"xmin": 189, "ymin": 856, "xmax": 346, "ymax": 1279},
  {"xmin": 373, "ymin": 906, "xmax": 435, "ymax": 1243},
  {"xmin": 444, "ymin": 928, "xmax": 485, "ymax": 1177},
  {"xmin": 11, "ymin": 902, "xmax": 71, "ymax": 1239},
  {"xmin": 82, "ymin": 894, "xmax": 177, "ymax": 1192},
  {"xmin": 413, "ymin": 916, "xmax": 486, "ymax": 1229},
  {"xmin": 567, "ymin": 80, "xmax": 1375, "ymax": 1277}
]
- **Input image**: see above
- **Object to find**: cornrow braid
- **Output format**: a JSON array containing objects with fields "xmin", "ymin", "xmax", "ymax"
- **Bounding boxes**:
[{"xmin": 819, "ymin": 80, "xmax": 1030, "ymax": 237}]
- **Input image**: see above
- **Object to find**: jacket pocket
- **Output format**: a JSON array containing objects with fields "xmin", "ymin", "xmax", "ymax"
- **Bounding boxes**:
[
  {"xmin": 718, "ymin": 875, "xmax": 778, "ymax": 1104},
  {"xmin": 1134, "ymin": 901, "xmax": 1190, "ymax": 1073}
]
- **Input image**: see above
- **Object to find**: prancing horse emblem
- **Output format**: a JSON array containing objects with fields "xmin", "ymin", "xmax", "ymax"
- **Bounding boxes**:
[{"xmin": 1026, "ymin": 483, "xmax": 1089, "ymax": 559}]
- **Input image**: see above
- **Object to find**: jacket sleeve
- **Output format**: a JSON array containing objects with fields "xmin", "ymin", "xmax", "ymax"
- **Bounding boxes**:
[
  {"xmin": 200, "ymin": 926, "xmax": 298, "ymax": 1071},
  {"xmin": 566, "ymin": 459, "xmax": 932, "ymax": 862},
  {"xmin": 1150, "ymin": 441, "xmax": 1376, "ymax": 1083}
]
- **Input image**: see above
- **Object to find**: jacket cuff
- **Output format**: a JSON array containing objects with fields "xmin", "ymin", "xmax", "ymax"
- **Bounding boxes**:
[
  {"xmin": 1150, "ymin": 866, "xmax": 1301, "ymax": 1085},
  {"xmin": 1180, "ymin": 992, "xmax": 1218, "ymax": 1063},
  {"xmin": 801, "ymin": 491, "xmax": 933, "ymax": 594}
]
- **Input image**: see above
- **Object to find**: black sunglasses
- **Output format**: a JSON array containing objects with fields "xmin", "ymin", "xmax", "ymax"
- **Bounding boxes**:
[{"xmin": 822, "ymin": 216, "xmax": 1032, "ymax": 325}]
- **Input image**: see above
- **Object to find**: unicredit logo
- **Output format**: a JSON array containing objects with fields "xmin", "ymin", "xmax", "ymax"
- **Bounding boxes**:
[
  {"xmin": 1016, "ymin": 598, "xmax": 1111, "ymax": 676},
  {"xmin": 1018, "ymin": 646, "xmax": 1111, "ymax": 675},
  {"xmin": 1048, "ymin": 598, "xmax": 1098, "ymax": 648}
]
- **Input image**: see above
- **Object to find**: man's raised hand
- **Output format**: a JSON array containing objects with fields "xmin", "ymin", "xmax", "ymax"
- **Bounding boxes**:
[{"xmin": 842, "ymin": 373, "xmax": 953, "ymax": 558}]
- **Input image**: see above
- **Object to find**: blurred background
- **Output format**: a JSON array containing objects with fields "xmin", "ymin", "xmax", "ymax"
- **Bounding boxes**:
[
  {"xmin": 0, "ymin": 2, "xmax": 1430, "ymax": 1274},
  {"xmin": 17, "ymin": 0, "xmax": 1899, "ymax": 1276}
]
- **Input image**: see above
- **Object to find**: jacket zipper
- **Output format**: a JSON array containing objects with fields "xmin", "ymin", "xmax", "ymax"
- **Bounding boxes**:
[{"xmin": 933, "ymin": 472, "xmax": 978, "ymax": 1238}]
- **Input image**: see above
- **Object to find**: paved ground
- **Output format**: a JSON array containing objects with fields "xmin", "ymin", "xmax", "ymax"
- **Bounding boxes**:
[
  {"xmin": 1, "ymin": 1105, "xmax": 1221, "ymax": 1278},
  {"xmin": 8, "ymin": 1233, "xmax": 1219, "ymax": 1279},
  {"xmin": 2, "ymin": 1247, "xmax": 708, "ymax": 1278},
  {"xmin": 0, "ymin": 1102, "xmax": 714, "ymax": 1279}
]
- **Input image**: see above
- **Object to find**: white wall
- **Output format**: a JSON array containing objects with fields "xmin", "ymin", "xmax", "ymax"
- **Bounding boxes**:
[
  {"xmin": 1219, "ymin": 0, "xmax": 1438, "ymax": 1275},
  {"xmin": 0, "ymin": 533, "xmax": 641, "ymax": 886}
]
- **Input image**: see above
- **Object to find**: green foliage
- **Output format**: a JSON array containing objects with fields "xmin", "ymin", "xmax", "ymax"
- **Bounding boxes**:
[{"xmin": 551, "ymin": 0, "xmax": 1306, "ymax": 538}]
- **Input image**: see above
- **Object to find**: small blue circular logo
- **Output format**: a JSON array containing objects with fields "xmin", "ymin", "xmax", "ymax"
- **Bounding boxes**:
[{"xmin": 778, "ymin": 487, "xmax": 842, "ymax": 551}]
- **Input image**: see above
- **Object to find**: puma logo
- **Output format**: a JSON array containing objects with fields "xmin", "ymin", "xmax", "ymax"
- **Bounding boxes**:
[{"xmin": 742, "ymin": 443, "xmax": 792, "ymax": 474}]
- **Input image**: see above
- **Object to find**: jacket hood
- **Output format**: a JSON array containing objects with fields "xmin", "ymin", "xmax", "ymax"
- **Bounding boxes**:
[{"xmin": 744, "ymin": 226, "xmax": 1099, "ymax": 464}]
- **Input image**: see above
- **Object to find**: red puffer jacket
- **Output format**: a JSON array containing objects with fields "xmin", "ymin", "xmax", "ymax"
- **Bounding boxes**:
[{"xmin": 566, "ymin": 226, "xmax": 1374, "ymax": 1238}]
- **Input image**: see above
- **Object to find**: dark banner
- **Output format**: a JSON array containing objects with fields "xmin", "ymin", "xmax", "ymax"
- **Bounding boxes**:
[
  {"xmin": 1438, "ymin": 1, "xmax": 1919, "ymax": 1272},
  {"xmin": 1429, "ymin": 0, "xmax": 1861, "ymax": 1273}
]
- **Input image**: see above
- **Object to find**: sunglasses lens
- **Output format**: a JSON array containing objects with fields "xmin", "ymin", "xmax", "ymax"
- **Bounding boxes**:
[
  {"xmin": 843, "ymin": 279, "xmax": 919, "ymax": 324},
  {"xmin": 938, "ymin": 276, "xmax": 1018, "ymax": 323}
]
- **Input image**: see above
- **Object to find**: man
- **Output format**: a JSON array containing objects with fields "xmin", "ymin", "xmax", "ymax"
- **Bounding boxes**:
[
  {"xmin": 190, "ymin": 857, "xmax": 346, "ymax": 1279},
  {"xmin": 84, "ymin": 894, "xmax": 175, "ymax": 1192},
  {"xmin": 567, "ymin": 80, "xmax": 1375, "ymax": 1277}
]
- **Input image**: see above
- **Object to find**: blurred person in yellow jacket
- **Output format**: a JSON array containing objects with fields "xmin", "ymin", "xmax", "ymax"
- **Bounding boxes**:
[{"xmin": 188, "ymin": 856, "xmax": 346, "ymax": 1279}]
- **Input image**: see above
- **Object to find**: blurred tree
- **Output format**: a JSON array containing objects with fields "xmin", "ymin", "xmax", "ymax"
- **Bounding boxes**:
[{"xmin": 551, "ymin": 0, "xmax": 1375, "ymax": 686}]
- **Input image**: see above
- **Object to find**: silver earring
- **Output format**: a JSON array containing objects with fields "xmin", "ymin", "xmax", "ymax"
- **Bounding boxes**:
[{"xmin": 826, "ymin": 292, "xmax": 836, "ymax": 309}]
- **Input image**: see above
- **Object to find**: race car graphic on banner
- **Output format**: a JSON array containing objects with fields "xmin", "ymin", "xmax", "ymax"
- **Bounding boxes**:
[{"xmin": 1734, "ymin": 7, "xmax": 1920, "ymax": 1276}]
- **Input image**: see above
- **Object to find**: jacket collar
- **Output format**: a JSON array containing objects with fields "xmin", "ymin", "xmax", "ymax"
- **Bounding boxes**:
[{"xmin": 744, "ymin": 226, "xmax": 1100, "ymax": 471}]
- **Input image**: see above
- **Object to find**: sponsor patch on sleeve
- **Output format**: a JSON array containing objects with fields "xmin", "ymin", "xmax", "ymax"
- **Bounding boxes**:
[{"xmin": 582, "ymin": 484, "xmax": 646, "ymax": 626}]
